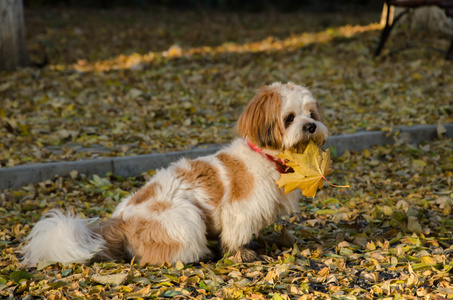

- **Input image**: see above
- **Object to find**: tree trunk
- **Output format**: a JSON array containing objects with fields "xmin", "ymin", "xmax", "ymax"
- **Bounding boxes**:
[{"xmin": 0, "ymin": 0, "xmax": 30, "ymax": 71}]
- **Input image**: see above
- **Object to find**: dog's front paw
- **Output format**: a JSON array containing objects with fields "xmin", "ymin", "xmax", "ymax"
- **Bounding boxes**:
[
  {"xmin": 231, "ymin": 247, "xmax": 259, "ymax": 263},
  {"xmin": 200, "ymin": 251, "xmax": 215, "ymax": 262}
]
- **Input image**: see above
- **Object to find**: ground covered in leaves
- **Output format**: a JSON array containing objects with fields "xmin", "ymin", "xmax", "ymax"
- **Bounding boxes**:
[
  {"xmin": 1, "ymin": 138, "xmax": 452, "ymax": 299},
  {"xmin": 1, "ymin": 5, "xmax": 453, "ymax": 300},
  {"xmin": 1, "ymin": 7, "xmax": 452, "ymax": 167}
]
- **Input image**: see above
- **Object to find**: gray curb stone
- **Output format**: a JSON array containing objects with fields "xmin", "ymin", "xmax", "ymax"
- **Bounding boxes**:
[{"xmin": 1, "ymin": 124, "xmax": 452, "ymax": 190}]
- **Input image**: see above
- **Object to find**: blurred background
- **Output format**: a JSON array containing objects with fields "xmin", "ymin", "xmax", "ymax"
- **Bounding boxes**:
[{"xmin": 1, "ymin": 0, "xmax": 452, "ymax": 167}]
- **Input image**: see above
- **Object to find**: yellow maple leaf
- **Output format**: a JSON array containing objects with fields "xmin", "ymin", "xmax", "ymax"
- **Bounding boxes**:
[{"xmin": 276, "ymin": 140, "xmax": 347, "ymax": 198}]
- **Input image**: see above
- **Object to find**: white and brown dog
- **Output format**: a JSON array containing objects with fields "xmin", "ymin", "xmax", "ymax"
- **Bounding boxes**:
[{"xmin": 22, "ymin": 82, "xmax": 328, "ymax": 266}]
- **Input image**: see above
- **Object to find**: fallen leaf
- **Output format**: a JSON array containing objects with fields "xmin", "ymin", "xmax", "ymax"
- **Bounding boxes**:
[
  {"xmin": 276, "ymin": 140, "xmax": 348, "ymax": 198},
  {"xmin": 91, "ymin": 273, "xmax": 128, "ymax": 286},
  {"xmin": 407, "ymin": 216, "xmax": 423, "ymax": 234}
]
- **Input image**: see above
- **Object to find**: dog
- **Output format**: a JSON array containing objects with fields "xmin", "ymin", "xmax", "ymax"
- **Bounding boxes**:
[{"xmin": 22, "ymin": 82, "xmax": 328, "ymax": 266}]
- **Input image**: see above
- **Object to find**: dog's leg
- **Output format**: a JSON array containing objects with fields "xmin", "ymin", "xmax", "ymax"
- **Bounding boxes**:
[{"xmin": 219, "ymin": 219, "xmax": 259, "ymax": 263}]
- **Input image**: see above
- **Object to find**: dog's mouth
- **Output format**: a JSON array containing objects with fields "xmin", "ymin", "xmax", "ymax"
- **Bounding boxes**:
[
  {"xmin": 288, "ymin": 142, "xmax": 308, "ymax": 154},
  {"xmin": 287, "ymin": 136, "xmax": 326, "ymax": 154},
  {"xmin": 287, "ymin": 138, "xmax": 311, "ymax": 154}
]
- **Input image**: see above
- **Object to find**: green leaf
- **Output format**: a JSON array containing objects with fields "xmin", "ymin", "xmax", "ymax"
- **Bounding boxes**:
[
  {"xmin": 199, "ymin": 280, "xmax": 208, "ymax": 290},
  {"xmin": 340, "ymin": 247, "xmax": 353, "ymax": 256},
  {"xmin": 49, "ymin": 281, "xmax": 68, "ymax": 289},
  {"xmin": 322, "ymin": 198, "xmax": 340, "ymax": 205},
  {"xmin": 132, "ymin": 277, "xmax": 152, "ymax": 285},
  {"xmin": 0, "ymin": 278, "xmax": 8, "ymax": 291},
  {"xmin": 316, "ymin": 209, "xmax": 337, "ymax": 215},
  {"xmin": 272, "ymin": 293, "xmax": 284, "ymax": 300},
  {"xmin": 9, "ymin": 271, "xmax": 32, "ymax": 284},
  {"xmin": 163, "ymin": 290, "xmax": 182, "ymax": 297},
  {"xmin": 61, "ymin": 269, "xmax": 73, "ymax": 277}
]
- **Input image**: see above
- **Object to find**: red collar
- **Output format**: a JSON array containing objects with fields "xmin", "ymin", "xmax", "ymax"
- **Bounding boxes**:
[{"xmin": 246, "ymin": 141, "xmax": 292, "ymax": 174}]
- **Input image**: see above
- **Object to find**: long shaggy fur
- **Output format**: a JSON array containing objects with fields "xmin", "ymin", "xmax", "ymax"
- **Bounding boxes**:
[
  {"xmin": 22, "ymin": 82, "xmax": 328, "ymax": 266},
  {"xmin": 22, "ymin": 210, "xmax": 105, "ymax": 265}
]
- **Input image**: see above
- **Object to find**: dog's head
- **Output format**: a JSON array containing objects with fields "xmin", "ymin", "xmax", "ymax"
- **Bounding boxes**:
[{"xmin": 237, "ymin": 82, "xmax": 328, "ymax": 153}]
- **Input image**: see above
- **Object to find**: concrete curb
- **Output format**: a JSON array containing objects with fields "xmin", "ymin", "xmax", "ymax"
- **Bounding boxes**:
[
  {"xmin": 324, "ymin": 124, "xmax": 453, "ymax": 156},
  {"xmin": 1, "ymin": 123, "xmax": 452, "ymax": 190}
]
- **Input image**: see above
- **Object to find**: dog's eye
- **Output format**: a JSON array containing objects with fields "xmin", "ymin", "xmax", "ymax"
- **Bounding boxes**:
[
  {"xmin": 284, "ymin": 113, "xmax": 295, "ymax": 127},
  {"xmin": 309, "ymin": 111, "xmax": 320, "ymax": 121},
  {"xmin": 309, "ymin": 111, "xmax": 319, "ymax": 120}
]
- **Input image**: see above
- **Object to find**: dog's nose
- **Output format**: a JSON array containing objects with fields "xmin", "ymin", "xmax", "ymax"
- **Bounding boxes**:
[{"xmin": 303, "ymin": 123, "xmax": 317, "ymax": 134}]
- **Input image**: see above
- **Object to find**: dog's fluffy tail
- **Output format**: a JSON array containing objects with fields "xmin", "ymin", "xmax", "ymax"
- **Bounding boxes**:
[{"xmin": 22, "ymin": 209, "xmax": 122, "ymax": 266}]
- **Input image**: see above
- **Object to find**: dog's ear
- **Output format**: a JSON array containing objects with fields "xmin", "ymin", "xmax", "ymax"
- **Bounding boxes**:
[
  {"xmin": 314, "ymin": 101, "xmax": 322, "ymax": 122},
  {"xmin": 237, "ymin": 87, "xmax": 284, "ymax": 150}
]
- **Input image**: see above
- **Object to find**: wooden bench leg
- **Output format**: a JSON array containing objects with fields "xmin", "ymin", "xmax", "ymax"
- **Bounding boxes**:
[
  {"xmin": 446, "ymin": 35, "xmax": 453, "ymax": 60},
  {"xmin": 375, "ymin": 4, "xmax": 411, "ymax": 57}
]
